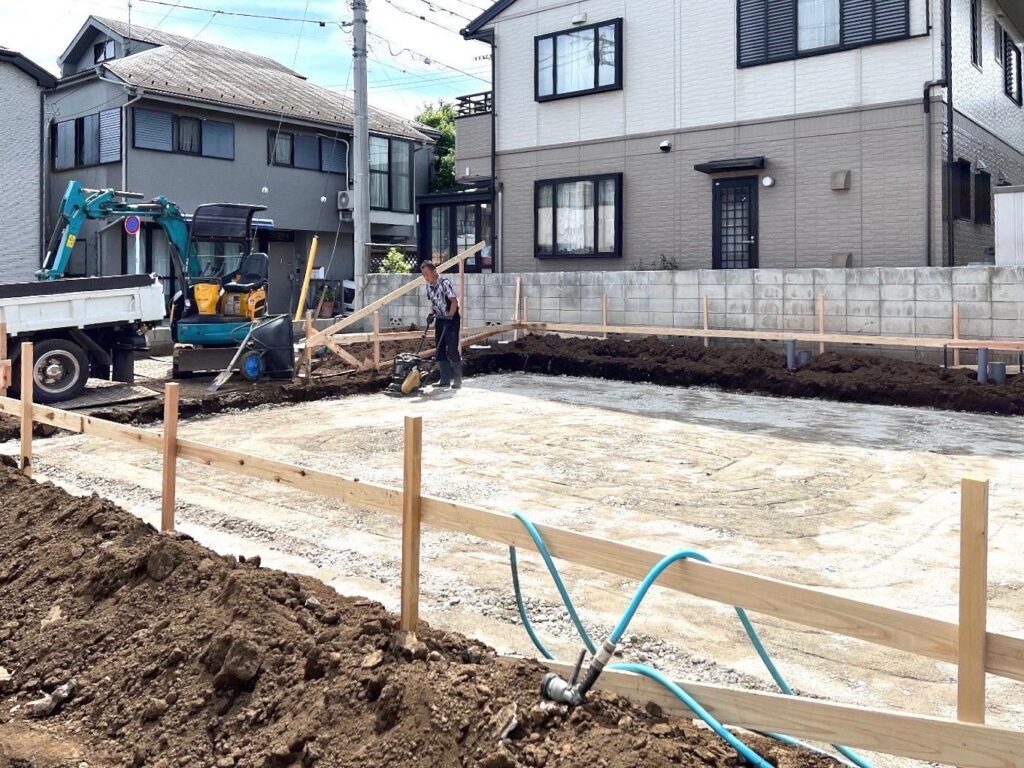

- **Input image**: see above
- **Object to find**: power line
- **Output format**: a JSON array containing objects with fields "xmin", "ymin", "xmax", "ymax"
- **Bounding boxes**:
[
  {"xmin": 367, "ymin": 31, "xmax": 489, "ymax": 83},
  {"xmin": 382, "ymin": 0, "xmax": 463, "ymax": 35},
  {"xmin": 403, "ymin": 0, "xmax": 472, "ymax": 22},
  {"xmin": 136, "ymin": 0, "xmax": 349, "ymax": 26}
]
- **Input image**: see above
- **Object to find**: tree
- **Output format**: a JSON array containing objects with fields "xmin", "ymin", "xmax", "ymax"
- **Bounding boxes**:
[{"xmin": 416, "ymin": 100, "xmax": 457, "ymax": 191}]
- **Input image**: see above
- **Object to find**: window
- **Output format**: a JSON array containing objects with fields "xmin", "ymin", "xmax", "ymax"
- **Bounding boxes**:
[
  {"xmin": 996, "ymin": 21, "xmax": 1004, "ymax": 64},
  {"xmin": 176, "ymin": 116, "xmax": 201, "ymax": 154},
  {"xmin": 535, "ymin": 174, "xmax": 621, "ymax": 258},
  {"xmin": 738, "ymin": 0, "xmax": 909, "ymax": 67},
  {"xmin": 52, "ymin": 108, "xmax": 121, "ymax": 170},
  {"xmin": 535, "ymin": 19, "xmax": 622, "ymax": 101},
  {"xmin": 971, "ymin": 0, "xmax": 982, "ymax": 67},
  {"xmin": 391, "ymin": 140, "xmax": 412, "ymax": 213},
  {"xmin": 799, "ymin": 0, "xmax": 840, "ymax": 51},
  {"xmin": 266, "ymin": 131, "xmax": 347, "ymax": 174},
  {"xmin": 201, "ymin": 120, "xmax": 234, "ymax": 160},
  {"xmin": 270, "ymin": 132, "xmax": 293, "ymax": 166},
  {"xmin": 370, "ymin": 136, "xmax": 390, "ymax": 209},
  {"xmin": 975, "ymin": 171, "xmax": 992, "ymax": 225},
  {"xmin": 1005, "ymin": 34, "xmax": 1022, "ymax": 105},
  {"xmin": 294, "ymin": 134, "xmax": 320, "ymax": 170},
  {"xmin": 320, "ymin": 137, "xmax": 347, "ymax": 174},
  {"xmin": 93, "ymin": 39, "xmax": 115, "ymax": 64},
  {"xmin": 952, "ymin": 159, "xmax": 972, "ymax": 221}
]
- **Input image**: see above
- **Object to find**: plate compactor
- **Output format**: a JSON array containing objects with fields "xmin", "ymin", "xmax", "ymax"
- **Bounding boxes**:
[{"xmin": 386, "ymin": 317, "xmax": 450, "ymax": 397}]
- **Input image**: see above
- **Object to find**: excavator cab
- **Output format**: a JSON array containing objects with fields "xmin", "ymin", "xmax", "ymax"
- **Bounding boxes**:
[{"xmin": 170, "ymin": 203, "xmax": 269, "ymax": 346}]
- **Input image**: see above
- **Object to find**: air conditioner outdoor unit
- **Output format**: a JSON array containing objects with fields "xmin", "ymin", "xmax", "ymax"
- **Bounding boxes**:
[{"xmin": 337, "ymin": 190, "xmax": 354, "ymax": 211}]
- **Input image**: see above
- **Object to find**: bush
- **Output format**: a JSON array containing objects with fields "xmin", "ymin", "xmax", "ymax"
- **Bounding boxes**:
[{"xmin": 379, "ymin": 248, "xmax": 413, "ymax": 274}]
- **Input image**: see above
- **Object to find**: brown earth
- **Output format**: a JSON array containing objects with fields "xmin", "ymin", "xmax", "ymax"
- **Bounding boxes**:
[{"xmin": 0, "ymin": 460, "xmax": 836, "ymax": 768}]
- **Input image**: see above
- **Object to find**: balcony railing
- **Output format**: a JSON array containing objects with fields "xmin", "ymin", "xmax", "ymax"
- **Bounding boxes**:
[{"xmin": 455, "ymin": 91, "xmax": 492, "ymax": 117}]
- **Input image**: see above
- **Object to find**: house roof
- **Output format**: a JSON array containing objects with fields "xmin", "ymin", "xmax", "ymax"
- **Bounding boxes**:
[
  {"xmin": 461, "ymin": 0, "xmax": 517, "ymax": 40},
  {"xmin": 0, "ymin": 46, "xmax": 56, "ymax": 87},
  {"xmin": 104, "ymin": 45, "xmax": 433, "ymax": 141}
]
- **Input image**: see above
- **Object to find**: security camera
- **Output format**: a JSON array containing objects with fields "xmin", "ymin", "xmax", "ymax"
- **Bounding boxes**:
[{"xmin": 659, "ymin": 140, "xmax": 672, "ymax": 153}]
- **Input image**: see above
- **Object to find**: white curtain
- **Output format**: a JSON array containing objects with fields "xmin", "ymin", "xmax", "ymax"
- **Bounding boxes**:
[
  {"xmin": 555, "ymin": 181, "xmax": 593, "ymax": 254},
  {"xmin": 537, "ymin": 185, "xmax": 553, "ymax": 254},
  {"xmin": 597, "ymin": 179, "xmax": 616, "ymax": 252},
  {"xmin": 798, "ymin": 0, "xmax": 840, "ymax": 51},
  {"xmin": 556, "ymin": 30, "xmax": 595, "ymax": 94}
]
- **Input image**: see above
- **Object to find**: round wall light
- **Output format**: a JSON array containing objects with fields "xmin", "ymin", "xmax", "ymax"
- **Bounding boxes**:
[{"xmin": 761, "ymin": 176, "xmax": 775, "ymax": 188}]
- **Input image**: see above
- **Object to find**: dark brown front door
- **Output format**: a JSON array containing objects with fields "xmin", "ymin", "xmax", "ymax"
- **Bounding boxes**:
[{"xmin": 712, "ymin": 177, "xmax": 759, "ymax": 269}]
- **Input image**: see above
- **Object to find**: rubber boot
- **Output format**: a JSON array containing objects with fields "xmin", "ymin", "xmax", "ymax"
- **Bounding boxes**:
[
  {"xmin": 437, "ymin": 361, "xmax": 452, "ymax": 388},
  {"xmin": 450, "ymin": 361, "xmax": 463, "ymax": 389}
]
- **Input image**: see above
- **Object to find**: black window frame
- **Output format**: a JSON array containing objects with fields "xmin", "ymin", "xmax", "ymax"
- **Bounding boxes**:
[
  {"xmin": 1005, "ymin": 33, "xmax": 1023, "ymax": 105},
  {"xmin": 737, "ymin": 0, "xmax": 911, "ymax": 69},
  {"xmin": 133, "ymin": 108, "xmax": 236, "ymax": 160},
  {"xmin": 93, "ymin": 39, "xmax": 115, "ymax": 64},
  {"xmin": 974, "ymin": 170, "xmax": 992, "ymax": 226},
  {"xmin": 534, "ymin": 18, "xmax": 624, "ymax": 103},
  {"xmin": 533, "ymin": 172, "xmax": 623, "ymax": 260},
  {"xmin": 369, "ymin": 136, "xmax": 413, "ymax": 213},
  {"xmin": 952, "ymin": 158, "xmax": 973, "ymax": 222},
  {"xmin": 267, "ymin": 129, "xmax": 349, "ymax": 175},
  {"xmin": 996, "ymin": 20, "xmax": 1004, "ymax": 64},
  {"xmin": 175, "ymin": 116, "xmax": 202, "ymax": 156},
  {"xmin": 52, "ymin": 110, "xmax": 120, "ymax": 171},
  {"xmin": 971, "ymin": 0, "xmax": 983, "ymax": 69}
]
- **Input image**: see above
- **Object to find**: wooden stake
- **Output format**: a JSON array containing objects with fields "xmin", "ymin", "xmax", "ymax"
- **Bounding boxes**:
[
  {"xmin": 602, "ymin": 292, "xmax": 608, "ymax": 340},
  {"xmin": 400, "ymin": 415, "xmax": 423, "ymax": 632},
  {"xmin": 19, "ymin": 342, "xmax": 32, "ymax": 478},
  {"xmin": 161, "ymin": 383, "xmax": 180, "ymax": 532},
  {"xmin": 958, "ymin": 477, "xmax": 989, "ymax": 724},
  {"xmin": 0, "ymin": 322, "xmax": 8, "ymax": 398},
  {"xmin": 303, "ymin": 311, "xmax": 314, "ymax": 383},
  {"xmin": 953, "ymin": 303, "xmax": 962, "ymax": 367},
  {"xmin": 702, "ymin": 295, "xmax": 710, "ymax": 348},
  {"xmin": 513, "ymin": 277, "xmax": 521, "ymax": 342},
  {"xmin": 372, "ymin": 310, "xmax": 381, "ymax": 368},
  {"xmin": 459, "ymin": 257, "xmax": 467, "ymax": 351},
  {"xmin": 818, "ymin": 295, "xmax": 826, "ymax": 354},
  {"xmin": 523, "ymin": 296, "xmax": 529, "ymax": 337}
]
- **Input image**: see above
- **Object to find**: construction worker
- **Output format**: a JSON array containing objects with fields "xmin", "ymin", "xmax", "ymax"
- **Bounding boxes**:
[{"xmin": 420, "ymin": 261, "xmax": 462, "ymax": 389}]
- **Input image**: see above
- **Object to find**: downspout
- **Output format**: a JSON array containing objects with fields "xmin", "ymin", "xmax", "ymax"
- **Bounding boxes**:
[
  {"xmin": 943, "ymin": 0, "xmax": 955, "ymax": 267},
  {"xmin": 97, "ymin": 72, "xmax": 144, "ymax": 192},
  {"xmin": 38, "ymin": 89, "xmax": 47, "ymax": 270},
  {"xmin": 489, "ymin": 32, "xmax": 499, "ymax": 273},
  {"xmin": 923, "ymin": 79, "xmax": 945, "ymax": 267}
]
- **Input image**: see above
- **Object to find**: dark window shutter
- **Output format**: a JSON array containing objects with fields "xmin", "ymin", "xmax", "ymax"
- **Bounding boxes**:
[
  {"xmin": 874, "ymin": 0, "xmax": 909, "ymax": 40},
  {"xmin": 842, "ymin": 0, "xmax": 874, "ymax": 46},
  {"xmin": 975, "ymin": 171, "xmax": 992, "ymax": 225},
  {"xmin": 294, "ymin": 135, "xmax": 320, "ymax": 170},
  {"xmin": 320, "ymin": 138, "xmax": 347, "ymax": 174},
  {"xmin": 98, "ymin": 109, "xmax": 120, "ymax": 163},
  {"xmin": 738, "ymin": 0, "xmax": 768, "ymax": 66},
  {"xmin": 952, "ymin": 159, "xmax": 972, "ymax": 221},
  {"xmin": 133, "ymin": 108, "xmax": 173, "ymax": 151},
  {"xmin": 766, "ymin": 0, "xmax": 796, "ymax": 61}
]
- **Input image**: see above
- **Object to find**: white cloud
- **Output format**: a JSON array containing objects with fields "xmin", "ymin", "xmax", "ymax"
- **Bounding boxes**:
[{"xmin": 0, "ymin": 0, "xmax": 492, "ymax": 118}]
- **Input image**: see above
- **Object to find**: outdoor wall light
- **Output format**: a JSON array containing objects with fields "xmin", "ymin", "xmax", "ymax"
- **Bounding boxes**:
[
  {"xmin": 761, "ymin": 176, "xmax": 775, "ymax": 188},
  {"xmin": 659, "ymin": 140, "xmax": 672, "ymax": 153}
]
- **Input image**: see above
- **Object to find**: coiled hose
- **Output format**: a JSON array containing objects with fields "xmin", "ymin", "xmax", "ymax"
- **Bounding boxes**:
[{"xmin": 509, "ymin": 511, "xmax": 872, "ymax": 768}]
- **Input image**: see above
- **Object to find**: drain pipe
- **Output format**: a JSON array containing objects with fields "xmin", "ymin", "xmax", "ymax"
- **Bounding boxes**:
[
  {"xmin": 943, "ymin": 0, "xmax": 955, "ymax": 267},
  {"xmin": 97, "ymin": 72, "xmax": 144, "ymax": 192},
  {"xmin": 922, "ymin": 79, "xmax": 946, "ymax": 267}
]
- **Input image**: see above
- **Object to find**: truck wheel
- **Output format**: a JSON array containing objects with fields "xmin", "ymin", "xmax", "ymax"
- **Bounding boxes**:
[
  {"xmin": 22, "ymin": 338, "xmax": 90, "ymax": 403},
  {"xmin": 112, "ymin": 349, "xmax": 135, "ymax": 384}
]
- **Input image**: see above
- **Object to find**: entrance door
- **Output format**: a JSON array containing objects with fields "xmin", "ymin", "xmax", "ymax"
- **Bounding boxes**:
[
  {"xmin": 712, "ymin": 177, "xmax": 758, "ymax": 269},
  {"xmin": 266, "ymin": 242, "xmax": 296, "ymax": 315}
]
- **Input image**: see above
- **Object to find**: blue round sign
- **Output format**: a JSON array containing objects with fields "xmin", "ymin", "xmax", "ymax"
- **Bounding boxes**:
[{"xmin": 124, "ymin": 215, "xmax": 141, "ymax": 235}]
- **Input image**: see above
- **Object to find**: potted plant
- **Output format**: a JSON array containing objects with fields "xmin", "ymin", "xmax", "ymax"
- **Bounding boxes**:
[{"xmin": 319, "ymin": 285, "xmax": 336, "ymax": 318}]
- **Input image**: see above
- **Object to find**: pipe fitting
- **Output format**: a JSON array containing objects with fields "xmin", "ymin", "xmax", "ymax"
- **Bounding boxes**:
[{"xmin": 540, "ymin": 673, "xmax": 582, "ymax": 706}]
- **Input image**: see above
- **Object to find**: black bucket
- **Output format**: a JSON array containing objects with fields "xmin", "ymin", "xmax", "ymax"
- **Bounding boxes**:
[{"xmin": 244, "ymin": 315, "xmax": 296, "ymax": 379}]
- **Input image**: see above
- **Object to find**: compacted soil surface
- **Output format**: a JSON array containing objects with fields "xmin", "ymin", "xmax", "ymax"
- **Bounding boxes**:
[{"xmin": 0, "ymin": 461, "xmax": 836, "ymax": 768}]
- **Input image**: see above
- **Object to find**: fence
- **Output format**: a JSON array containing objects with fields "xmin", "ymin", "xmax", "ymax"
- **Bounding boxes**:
[{"xmin": 2, "ymin": 341, "xmax": 1024, "ymax": 767}]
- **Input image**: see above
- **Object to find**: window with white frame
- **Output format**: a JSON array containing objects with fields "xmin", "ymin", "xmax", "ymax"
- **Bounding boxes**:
[
  {"xmin": 535, "ymin": 19, "xmax": 622, "ymax": 101},
  {"xmin": 535, "ymin": 174, "xmax": 621, "ymax": 258}
]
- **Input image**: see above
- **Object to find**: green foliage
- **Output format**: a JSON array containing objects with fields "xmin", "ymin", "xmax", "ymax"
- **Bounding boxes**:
[
  {"xmin": 380, "ymin": 248, "xmax": 413, "ymax": 274},
  {"xmin": 416, "ymin": 100, "xmax": 457, "ymax": 191}
]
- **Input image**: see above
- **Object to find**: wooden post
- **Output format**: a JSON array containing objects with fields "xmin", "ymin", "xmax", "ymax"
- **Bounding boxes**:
[
  {"xmin": 458, "ymin": 257, "xmax": 467, "ymax": 351},
  {"xmin": 953, "ymin": 303, "xmax": 962, "ymax": 367},
  {"xmin": 19, "ymin": 342, "xmax": 32, "ymax": 478},
  {"xmin": 400, "ymin": 415, "xmax": 423, "ymax": 632},
  {"xmin": 602, "ymin": 292, "xmax": 608, "ymax": 340},
  {"xmin": 702, "ymin": 295, "xmax": 710, "ymax": 348},
  {"xmin": 161, "ymin": 383, "xmax": 180, "ymax": 532},
  {"xmin": 303, "ymin": 311, "xmax": 314, "ymax": 383},
  {"xmin": 513, "ymin": 277, "xmax": 522, "ymax": 342},
  {"xmin": 523, "ymin": 296, "xmax": 529, "ymax": 337},
  {"xmin": 818, "ymin": 295, "xmax": 826, "ymax": 354},
  {"xmin": 958, "ymin": 477, "xmax": 989, "ymax": 724},
  {"xmin": 0, "ymin": 322, "xmax": 7, "ymax": 399},
  {"xmin": 372, "ymin": 310, "xmax": 381, "ymax": 368}
]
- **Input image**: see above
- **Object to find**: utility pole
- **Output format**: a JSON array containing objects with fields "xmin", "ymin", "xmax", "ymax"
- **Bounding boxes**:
[{"xmin": 352, "ymin": 0, "xmax": 370, "ymax": 309}]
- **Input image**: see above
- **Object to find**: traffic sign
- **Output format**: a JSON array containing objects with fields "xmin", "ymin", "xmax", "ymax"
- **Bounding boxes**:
[{"xmin": 124, "ymin": 215, "xmax": 141, "ymax": 235}]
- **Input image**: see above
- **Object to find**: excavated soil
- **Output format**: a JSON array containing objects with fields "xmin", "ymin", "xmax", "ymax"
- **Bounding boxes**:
[{"xmin": 0, "ymin": 461, "xmax": 836, "ymax": 768}]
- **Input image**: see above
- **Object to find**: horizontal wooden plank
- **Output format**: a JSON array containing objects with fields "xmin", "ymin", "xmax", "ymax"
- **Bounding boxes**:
[
  {"xmin": 420, "ymin": 495, "xmax": 1024, "ymax": 683},
  {"xmin": 0, "ymin": 397, "xmax": 162, "ymax": 450},
  {"xmin": 947, "ymin": 340, "xmax": 1024, "ymax": 351},
  {"xmin": 542, "ymin": 661, "xmax": 1024, "ymax": 768}
]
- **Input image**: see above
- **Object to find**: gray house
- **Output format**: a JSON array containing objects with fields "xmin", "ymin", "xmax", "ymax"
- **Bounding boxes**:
[
  {"xmin": 450, "ymin": 0, "xmax": 1024, "ymax": 272},
  {"xmin": 0, "ymin": 46, "xmax": 55, "ymax": 283},
  {"xmin": 46, "ymin": 17, "xmax": 436, "ymax": 314}
]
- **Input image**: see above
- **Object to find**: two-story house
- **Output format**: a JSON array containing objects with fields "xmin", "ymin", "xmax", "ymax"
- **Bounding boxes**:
[
  {"xmin": 0, "ymin": 46, "xmax": 55, "ymax": 283},
  {"xmin": 450, "ymin": 0, "xmax": 1024, "ymax": 272},
  {"xmin": 46, "ymin": 17, "xmax": 436, "ymax": 313}
]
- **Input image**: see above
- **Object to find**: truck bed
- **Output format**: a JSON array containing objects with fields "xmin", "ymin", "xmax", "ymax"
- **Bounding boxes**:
[{"xmin": 0, "ymin": 275, "xmax": 167, "ymax": 336}]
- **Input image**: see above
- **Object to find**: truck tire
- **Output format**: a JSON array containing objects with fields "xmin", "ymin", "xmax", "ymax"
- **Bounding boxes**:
[
  {"xmin": 112, "ymin": 349, "xmax": 135, "ymax": 384},
  {"xmin": 19, "ymin": 338, "xmax": 90, "ymax": 404}
]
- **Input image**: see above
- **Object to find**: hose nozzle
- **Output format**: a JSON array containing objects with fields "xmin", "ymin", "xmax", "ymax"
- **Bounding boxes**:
[{"xmin": 540, "ymin": 672, "xmax": 583, "ymax": 706}]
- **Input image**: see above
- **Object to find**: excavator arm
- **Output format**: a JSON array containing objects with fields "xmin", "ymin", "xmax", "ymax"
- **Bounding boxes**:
[{"xmin": 37, "ymin": 180, "xmax": 191, "ymax": 280}]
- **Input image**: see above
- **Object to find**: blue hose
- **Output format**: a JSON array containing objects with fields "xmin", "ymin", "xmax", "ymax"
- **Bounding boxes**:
[{"xmin": 509, "ymin": 511, "xmax": 872, "ymax": 768}]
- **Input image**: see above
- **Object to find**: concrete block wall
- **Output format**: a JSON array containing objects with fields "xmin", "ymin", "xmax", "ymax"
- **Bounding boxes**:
[{"xmin": 363, "ymin": 266, "xmax": 1024, "ymax": 343}]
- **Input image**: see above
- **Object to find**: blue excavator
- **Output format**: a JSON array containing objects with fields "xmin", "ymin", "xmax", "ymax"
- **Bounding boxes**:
[{"xmin": 2, "ymin": 180, "xmax": 293, "ymax": 402}]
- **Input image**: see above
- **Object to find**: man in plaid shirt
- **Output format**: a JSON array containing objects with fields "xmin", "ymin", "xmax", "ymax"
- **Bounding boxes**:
[{"xmin": 420, "ymin": 261, "xmax": 462, "ymax": 389}]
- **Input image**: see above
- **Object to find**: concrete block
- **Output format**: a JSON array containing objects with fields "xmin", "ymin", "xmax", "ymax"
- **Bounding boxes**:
[
  {"xmin": 811, "ymin": 268, "xmax": 846, "ymax": 285},
  {"xmin": 953, "ymin": 283, "xmax": 991, "ymax": 302},
  {"xmin": 991, "ymin": 266, "xmax": 1024, "ymax": 283},
  {"xmin": 624, "ymin": 310, "xmax": 652, "ymax": 326},
  {"xmin": 724, "ymin": 270, "xmax": 754, "ymax": 285},
  {"xmin": 726, "ymin": 299, "xmax": 753, "ymax": 315},
  {"xmin": 705, "ymin": 298, "xmax": 726, "ymax": 314},
  {"xmin": 708, "ymin": 312, "xmax": 727, "ymax": 328},
  {"xmin": 824, "ymin": 316, "xmax": 847, "ymax": 333},
  {"xmin": 992, "ymin": 319, "xmax": 1024, "ymax": 338},
  {"xmin": 846, "ymin": 269, "xmax": 881, "ymax": 285},
  {"xmin": 992, "ymin": 302, "xmax": 1022, "ymax": 320},
  {"xmin": 951, "ymin": 266, "xmax": 993, "ymax": 284},
  {"xmin": 538, "ymin": 283, "xmax": 561, "ymax": 299},
  {"xmin": 603, "ymin": 283, "xmax": 625, "ymax": 299},
  {"xmin": 915, "ymin": 317, "xmax": 952, "ymax": 337},
  {"xmin": 754, "ymin": 284, "xmax": 783, "ymax": 300},
  {"xmin": 783, "ymin": 270, "xmax": 814, "ymax": 285},
  {"xmin": 914, "ymin": 267, "xmax": 953, "ymax": 284},
  {"xmin": 784, "ymin": 299, "xmax": 815, "ymax": 315},
  {"xmin": 673, "ymin": 312, "xmax": 700, "ymax": 328},
  {"xmin": 784, "ymin": 315, "xmax": 816, "ymax": 331},
  {"xmin": 754, "ymin": 269, "xmax": 784, "ymax": 285},
  {"xmin": 914, "ymin": 283, "xmax": 953, "ymax": 302},
  {"xmin": 962, "ymin": 318, "xmax": 992, "ymax": 338},
  {"xmin": 880, "ymin": 317, "xmax": 914, "ymax": 335},
  {"xmin": 625, "ymin": 298, "xmax": 649, "ymax": 313},
  {"xmin": 608, "ymin": 310, "xmax": 627, "ymax": 325},
  {"xmin": 538, "ymin": 307, "xmax": 560, "ymax": 323},
  {"xmin": 624, "ymin": 283, "xmax": 650, "ymax": 300},
  {"xmin": 880, "ymin": 284, "xmax": 914, "ymax": 301},
  {"xmin": 879, "ymin": 268, "xmax": 915, "ymax": 285},
  {"xmin": 992, "ymin": 283, "xmax": 1024, "ymax": 302},
  {"xmin": 755, "ymin": 314, "xmax": 784, "ymax": 330},
  {"xmin": 698, "ymin": 269, "xmax": 726, "ymax": 286},
  {"xmin": 754, "ymin": 298, "xmax": 783, "ymax": 315},
  {"xmin": 579, "ymin": 271, "xmax": 607, "ymax": 285},
  {"xmin": 560, "ymin": 310, "xmax": 582, "ymax": 324},
  {"xmin": 847, "ymin": 284, "xmax": 880, "ymax": 301},
  {"xmin": 649, "ymin": 298, "xmax": 675, "ymax": 313},
  {"xmin": 915, "ymin": 301, "xmax": 952, "ymax": 319},
  {"xmin": 540, "ymin": 297, "xmax": 561, "ymax": 311},
  {"xmin": 957, "ymin": 301, "xmax": 992, "ymax": 320},
  {"xmin": 672, "ymin": 269, "xmax": 700, "ymax": 284},
  {"xmin": 700, "ymin": 284, "xmax": 726, "ymax": 299},
  {"xmin": 880, "ymin": 301, "xmax": 914, "ymax": 318},
  {"xmin": 725, "ymin": 283, "xmax": 754, "ymax": 300},
  {"xmin": 674, "ymin": 296, "xmax": 700, "ymax": 314},
  {"xmin": 621, "ymin": 271, "xmax": 651, "ymax": 286},
  {"xmin": 817, "ymin": 283, "xmax": 847, "ymax": 300},
  {"xmin": 725, "ymin": 314, "xmax": 754, "ymax": 330},
  {"xmin": 649, "ymin": 284, "xmax": 674, "ymax": 300},
  {"xmin": 674, "ymin": 282, "xmax": 699, "ymax": 299},
  {"xmin": 783, "ymin": 284, "xmax": 814, "ymax": 301},
  {"xmin": 580, "ymin": 285, "xmax": 605, "ymax": 300},
  {"xmin": 580, "ymin": 310, "xmax": 603, "ymax": 324},
  {"xmin": 651, "ymin": 311, "xmax": 674, "ymax": 327},
  {"xmin": 847, "ymin": 315, "xmax": 881, "ymax": 334}
]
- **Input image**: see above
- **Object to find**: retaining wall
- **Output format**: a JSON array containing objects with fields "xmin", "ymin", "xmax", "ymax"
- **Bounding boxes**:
[{"xmin": 364, "ymin": 266, "xmax": 1024, "ymax": 343}]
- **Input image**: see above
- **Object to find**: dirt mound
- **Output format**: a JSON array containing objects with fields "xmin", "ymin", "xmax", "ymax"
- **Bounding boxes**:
[
  {"xmin": 0, "ymin": 464, "xmax": 836, "ymax": 768},
  {"xmin": 468, "ymin": 335, "xmax": 1024, "ymax": 415}
]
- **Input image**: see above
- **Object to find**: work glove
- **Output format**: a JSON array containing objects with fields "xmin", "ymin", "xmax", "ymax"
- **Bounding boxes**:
[{"xmin": 426, "ymin": 313, "xmax": 436, "ymax": 325}]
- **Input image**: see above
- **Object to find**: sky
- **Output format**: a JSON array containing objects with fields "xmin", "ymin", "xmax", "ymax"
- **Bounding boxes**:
[{"xmin": 0, "ymin": 0, "xmax": 493, "ymax": 119}]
